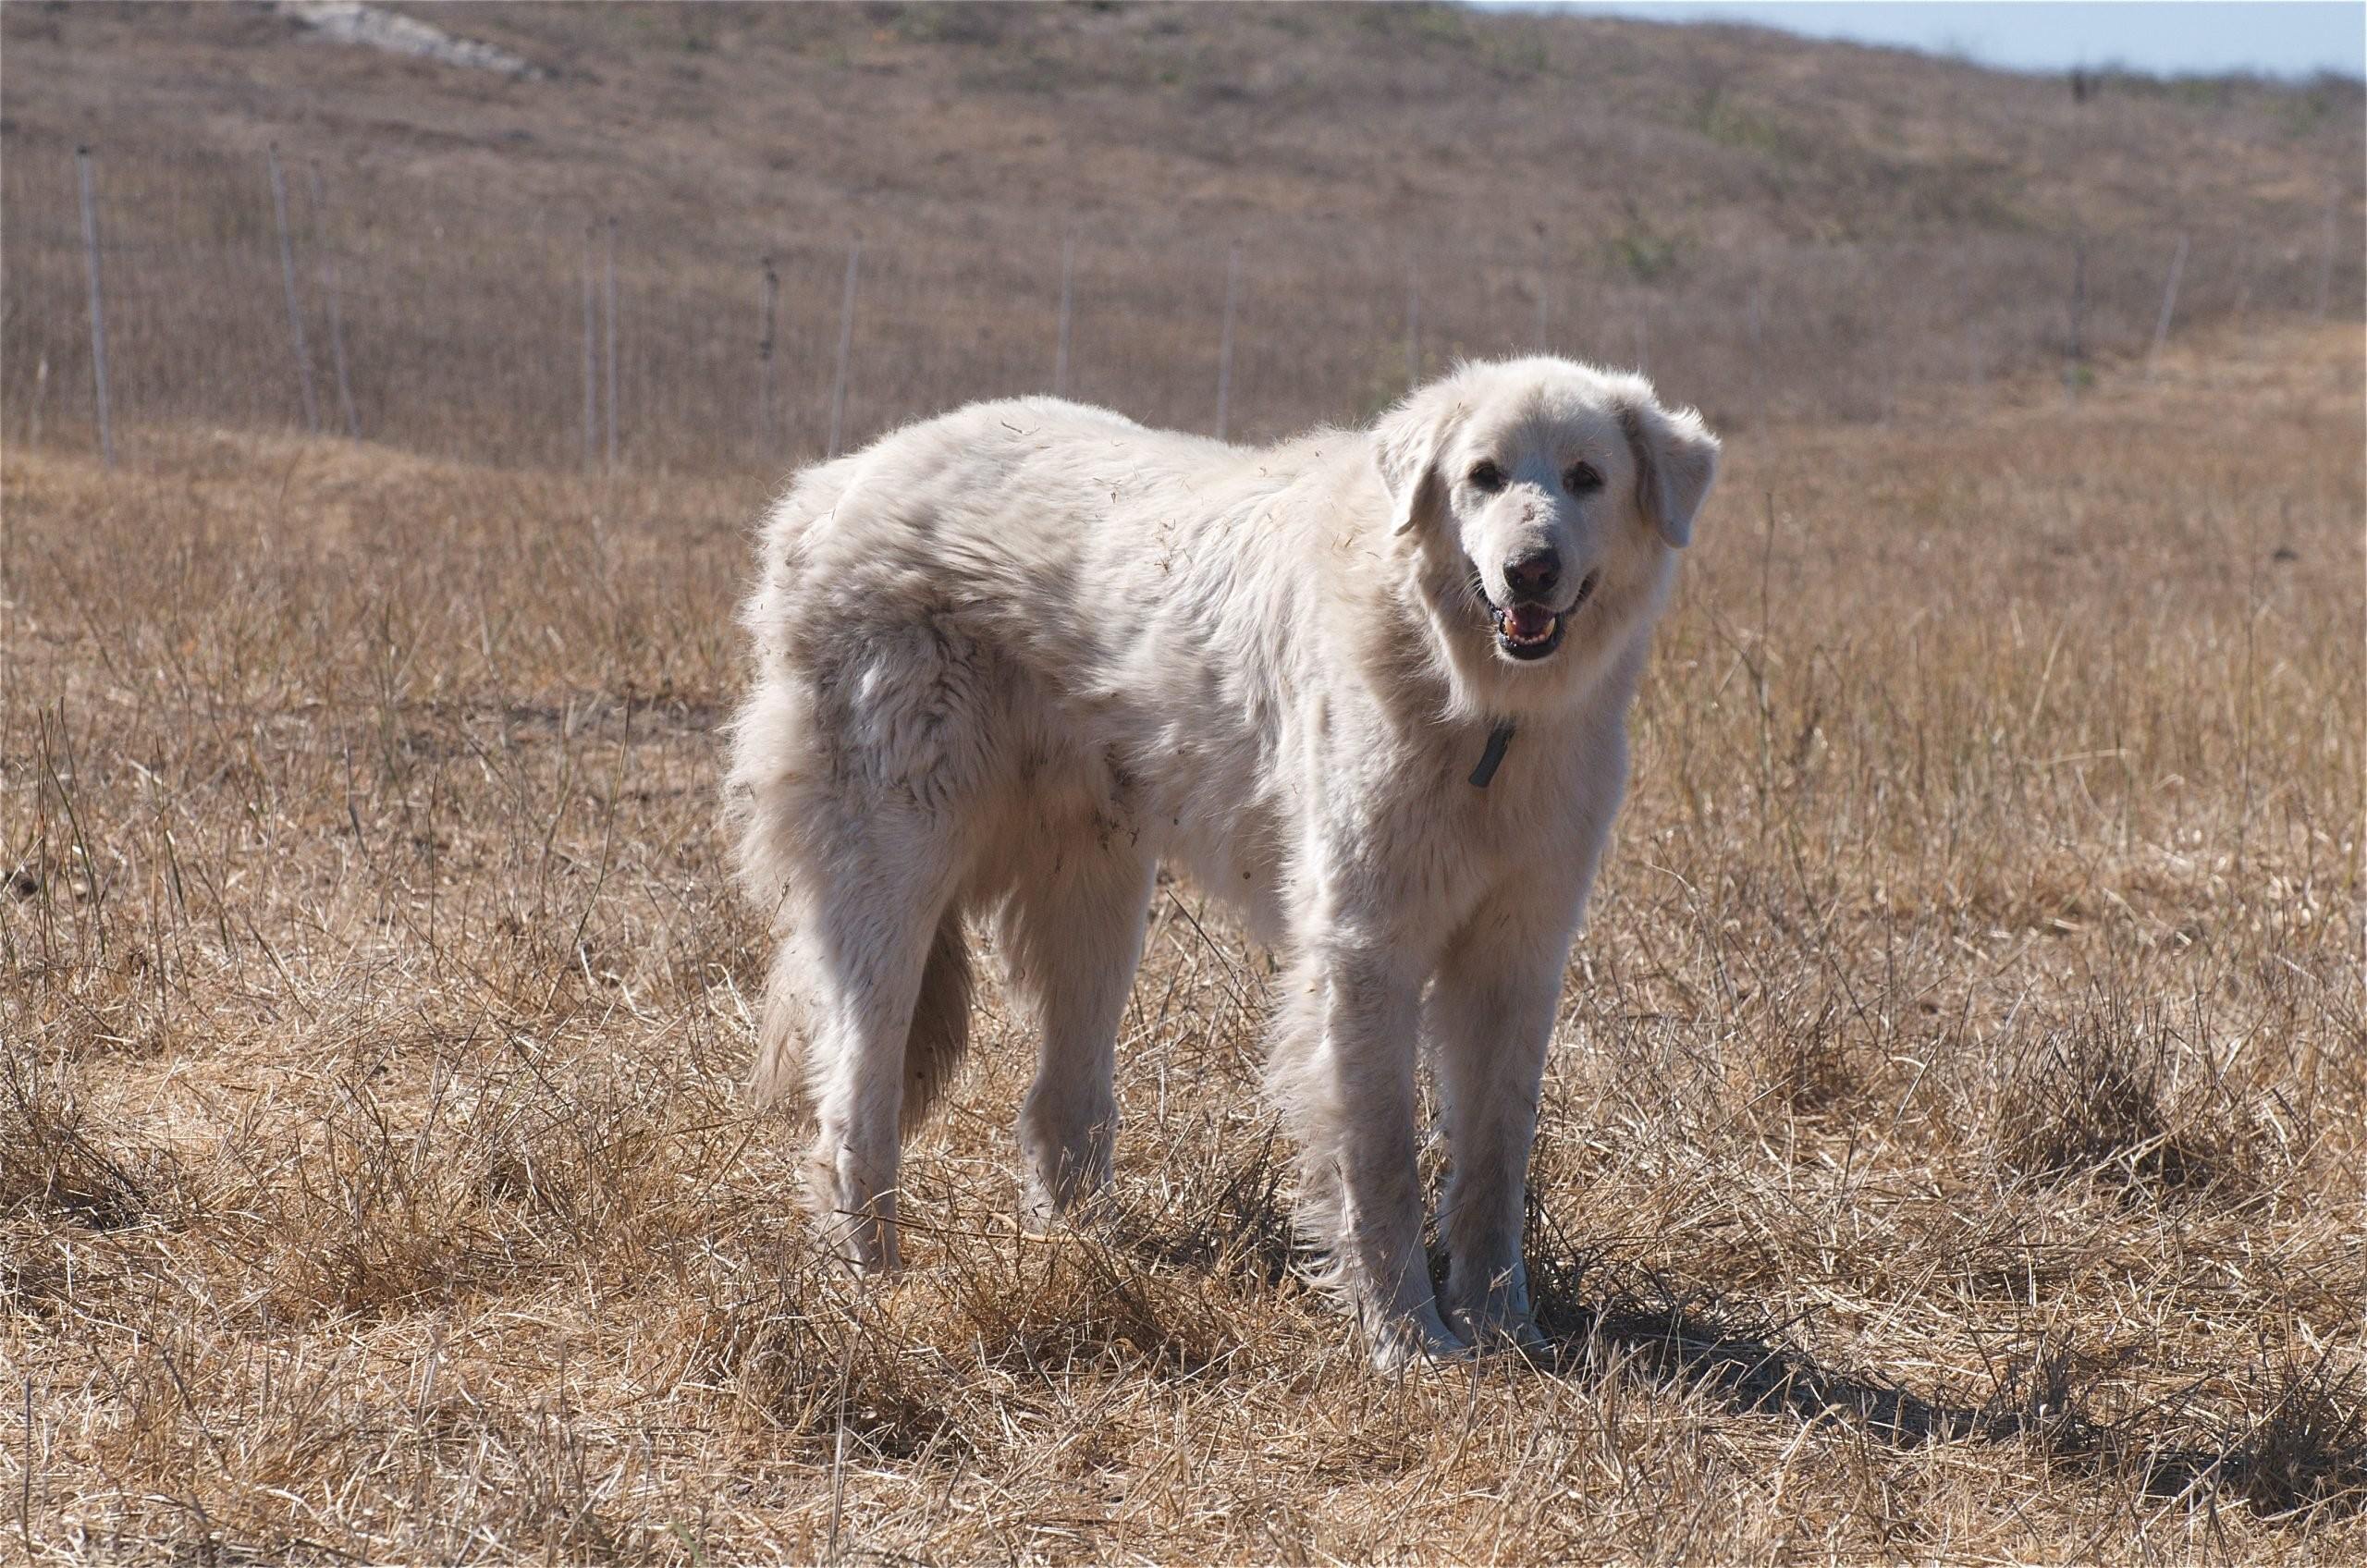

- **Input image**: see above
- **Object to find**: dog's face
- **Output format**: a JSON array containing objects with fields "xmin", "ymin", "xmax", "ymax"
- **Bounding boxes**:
[{"xmin": 1374, "ymin": 358, "xmax": 1719, "ymax": 713}]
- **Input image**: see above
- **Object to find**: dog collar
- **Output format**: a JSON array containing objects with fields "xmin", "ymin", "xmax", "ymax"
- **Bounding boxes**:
[{"xmin": 1469, "ymin": 721, "xmax": 1516, "ymax": 788}]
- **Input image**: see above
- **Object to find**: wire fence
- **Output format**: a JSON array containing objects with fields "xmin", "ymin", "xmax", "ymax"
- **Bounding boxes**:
[{"xmin": 4, "ymin": 136, "xmax": 2355, "ymax": 475}]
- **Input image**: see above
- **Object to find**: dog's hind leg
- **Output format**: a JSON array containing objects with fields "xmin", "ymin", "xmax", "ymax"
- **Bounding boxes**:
[
  {"xmin": 743, "ymin": 900, "xmax": 969, "ymax": 1137},
  {"xmin": 996, "ymin": 847, "xmax": 1154, "ymax": 1229},
  {"xmin": 795, "ymin": 804, "xmax": 964, "ymax": 1272}
]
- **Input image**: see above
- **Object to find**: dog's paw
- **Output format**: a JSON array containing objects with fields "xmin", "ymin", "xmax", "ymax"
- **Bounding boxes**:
[
  {"xmin": 1018, "ymin": 1176, "xmax": 1118, "ymax": 1243},
  {"xmin": 1448, "ymin": 1267, "xmax": 1544, "ymax": 1356},
  {"xmin": 1453, "ymin": 1309, "xmax": 1547, "ymax": 1357},
  {"xmin": 1367, "ymin": 1301, "xmax": 1471, "ymax": 1374}
]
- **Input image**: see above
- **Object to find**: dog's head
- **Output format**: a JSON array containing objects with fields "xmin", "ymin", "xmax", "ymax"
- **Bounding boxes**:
[{"xmin": 1373, "ymin": 357, "xmax": 1718, "ymax": 715}]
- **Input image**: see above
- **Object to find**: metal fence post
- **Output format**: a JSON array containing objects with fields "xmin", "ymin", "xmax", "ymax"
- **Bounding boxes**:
[
  {"xmin": 1054, "ymin": 228, "xmax": 1074, "ymax": 397},
  {"xmin": 2145, "ymin": 233, "xmax": 2189, "ymax": 378},
  {"xmin": 2315, "ymin": 197, "xmax": 2338, "ymax": 320},
  {"xmin": 827, "ymin": 239, "xmax": 860, "ymax": 459},
  {"xmin": 2066, "ymin": 239, "xmax": 2088, "ymax": 394},
  {"xmin": 581, "ymin": 227, "xmax": 597, "ymax": 469},
  {"xmin": 1747, "ymin": 271, "xmax": 1766, "ymax": 427},
  {"xmin": 307, "ymin": 160, "xmax": 361, "ymax": 438},
  {"xmin": 603, "ymin": 216, "xmax": 619, "ymax": 470},
  {"xmin": 267, "ymin": 144, "xmax": 321, "ymax": 435},
  {"xmin": 74, "ymin": 146, "xmax": 114, "ymax": 467},
  {"xmin": 1405, "ymin": 260, "xmax": 1420, "ymax": 391},
  {"xmin": 757, "ymin": 254, "xmax": 778, "ymax": 449},
  {"xmin": 1215, "ymin": 240, "xmax": 1241, "ymax": 441}
]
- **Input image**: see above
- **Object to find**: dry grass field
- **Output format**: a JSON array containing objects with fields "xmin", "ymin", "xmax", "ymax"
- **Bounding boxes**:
[
  {"xmin": 4, "ymin": 312, "xmax": 2361, "ymax": 1562},
  {"xmin": 6, "ymin": 3, "xmax": 2366, "ymax": 1562}
]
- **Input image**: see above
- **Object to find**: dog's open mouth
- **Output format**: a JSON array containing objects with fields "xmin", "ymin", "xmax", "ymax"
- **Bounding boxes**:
[{"xmin": 1490, "ymin": 570, "xmax": 1598, "ymax": 661}]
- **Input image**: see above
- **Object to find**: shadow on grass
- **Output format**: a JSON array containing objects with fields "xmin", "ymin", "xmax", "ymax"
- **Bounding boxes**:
[
  {"xmin": 1518, "ymin": 1206, "xmax": 2367, "ymax": 1524},
  {"xmin": 1078, "ymin": 1130, "xmax": 2363, "ymax": 1524},
  {"xmin": 1110, "ymin": 1122, "xmax": 1301, "ymax": 1289}
]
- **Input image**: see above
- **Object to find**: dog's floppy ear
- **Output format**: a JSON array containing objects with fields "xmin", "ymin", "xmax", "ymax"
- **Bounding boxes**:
[
  {"xmin": 1373, "ymin": 394, "xmax": 1453, "ymax": 536},
  {"xmin": 1619, "ymin": 396, "xmax": 1721, "ymax": 549}
]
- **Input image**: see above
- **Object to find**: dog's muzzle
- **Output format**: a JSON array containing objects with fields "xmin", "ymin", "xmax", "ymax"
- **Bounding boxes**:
[{"xmin": 1490, "ymin": 570, "xmax": 1598, "ymax": 661}]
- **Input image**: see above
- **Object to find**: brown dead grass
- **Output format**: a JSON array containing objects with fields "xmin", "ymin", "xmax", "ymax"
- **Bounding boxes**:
[{"xmin": 2, "ymin": 321, "xmax": 2362, "ymax": 1562}]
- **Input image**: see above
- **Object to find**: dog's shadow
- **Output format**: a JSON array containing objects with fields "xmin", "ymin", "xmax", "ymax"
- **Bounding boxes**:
[
  {"xmin": 1512, "ymin": 1212, "xmax": 2367, "ymax": 1523},
  {"xmin": 1527, "ymin": 1274, "xmax": 1980, "ymax": 1446},
  {"xmin": 1102, "ymin": 1154, "xmax": 2363, "ymax": 1522}
]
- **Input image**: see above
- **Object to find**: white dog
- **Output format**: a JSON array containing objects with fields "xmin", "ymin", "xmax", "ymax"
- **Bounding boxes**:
[{"xmin": 728, "ymin": 358, "xmax": 1717, "ymax": 1366}]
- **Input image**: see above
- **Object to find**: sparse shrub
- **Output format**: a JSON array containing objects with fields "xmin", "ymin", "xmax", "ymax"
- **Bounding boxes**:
[
  {"xmin": 2219, "ymin": 1361, "xmax": 2367, "ymax": 1520},
  {"xmin": 1115, "ymin": 1124, "xmax": 1298, "ymax": 1287},
  {"xmin": 938, "ymin": 1228, "xmax": 1245, "ymax": 1376},
  {"xmin": 0, "ymin": 1054, "xmax": 178, "ymax": 1231},
  {"xmin": 699, "ymin": 1264, "xmax": 975, "ymax": 1462},
  {"xmin": 1981, "ymin": 1329, "xmax": 2126, "ymax": 1453},
  {"xmin": 1997, "ymin": 1010, "xmax": 2256, "ymax": 1203},
  {"xmin": 1751, "ymin": 999, "xmax": 1864, "ymax": 1118},
  {"xmin": 1607, "ymin": 206, "xmax": 1684, "ymax": 283}
]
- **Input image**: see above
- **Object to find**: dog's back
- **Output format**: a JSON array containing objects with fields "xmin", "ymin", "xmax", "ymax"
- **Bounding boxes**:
[{"xmin": 727, "ymin": 398, "xmax": 1299, "ymax": 1121}]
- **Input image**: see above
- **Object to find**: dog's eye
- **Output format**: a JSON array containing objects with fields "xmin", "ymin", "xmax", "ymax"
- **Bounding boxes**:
[
  {"xmin": 1564, "ymin": 462, "xmax": 1603, "ymax": 494},
  {"xmin": 1467, "ymin": 461, "xmax": 1506, "ymax": 493}
]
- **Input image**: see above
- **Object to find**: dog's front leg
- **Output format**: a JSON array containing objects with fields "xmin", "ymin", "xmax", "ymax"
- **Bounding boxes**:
[
  {"xmin": 1430, "ymin": 912, "xmax": 1570, "ymax": 1350},
  {"xmin": 1270, "ymin": 940, "xmax": 1463, "ymax": 1370}
]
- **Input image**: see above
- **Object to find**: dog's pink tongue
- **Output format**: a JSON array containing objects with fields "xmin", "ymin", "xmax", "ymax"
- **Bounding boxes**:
[{"xmin": 1504, "ymin": 604, "xmax": 1555, "ymax": 642}]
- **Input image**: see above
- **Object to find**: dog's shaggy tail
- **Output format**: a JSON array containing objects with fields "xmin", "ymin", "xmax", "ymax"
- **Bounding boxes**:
[
  {"xmin": 900, "ymin": 909, "xmax": 975, "ymax": 1135},
  {"xmin": 746, "ymin": 907, "xmax": 975, "ymax": 1132},
  {"xmin": 747, "ymin": 937, "xmax": 815, "ymax": 1108}
]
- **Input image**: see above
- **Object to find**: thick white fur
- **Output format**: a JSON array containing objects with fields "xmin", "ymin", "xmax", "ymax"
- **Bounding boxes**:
[{"xmin": 727, "ymin": 358, "xmax": 1718, "ymax": 1367}]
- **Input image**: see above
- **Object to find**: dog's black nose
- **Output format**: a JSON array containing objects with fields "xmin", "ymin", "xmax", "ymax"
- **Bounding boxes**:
[{"xmin": 1504, "ymin": 551, "xmax": 1561, "ymax": 600}]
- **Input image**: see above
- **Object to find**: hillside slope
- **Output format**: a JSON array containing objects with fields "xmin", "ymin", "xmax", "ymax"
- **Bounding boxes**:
[
  {"xmin": 3, "ymin": 3, "xmax": 2359, "ymax": 465},
  {"xmin": 8, "ymin": 3, "xmax": 2358, "ymax": 252}
]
